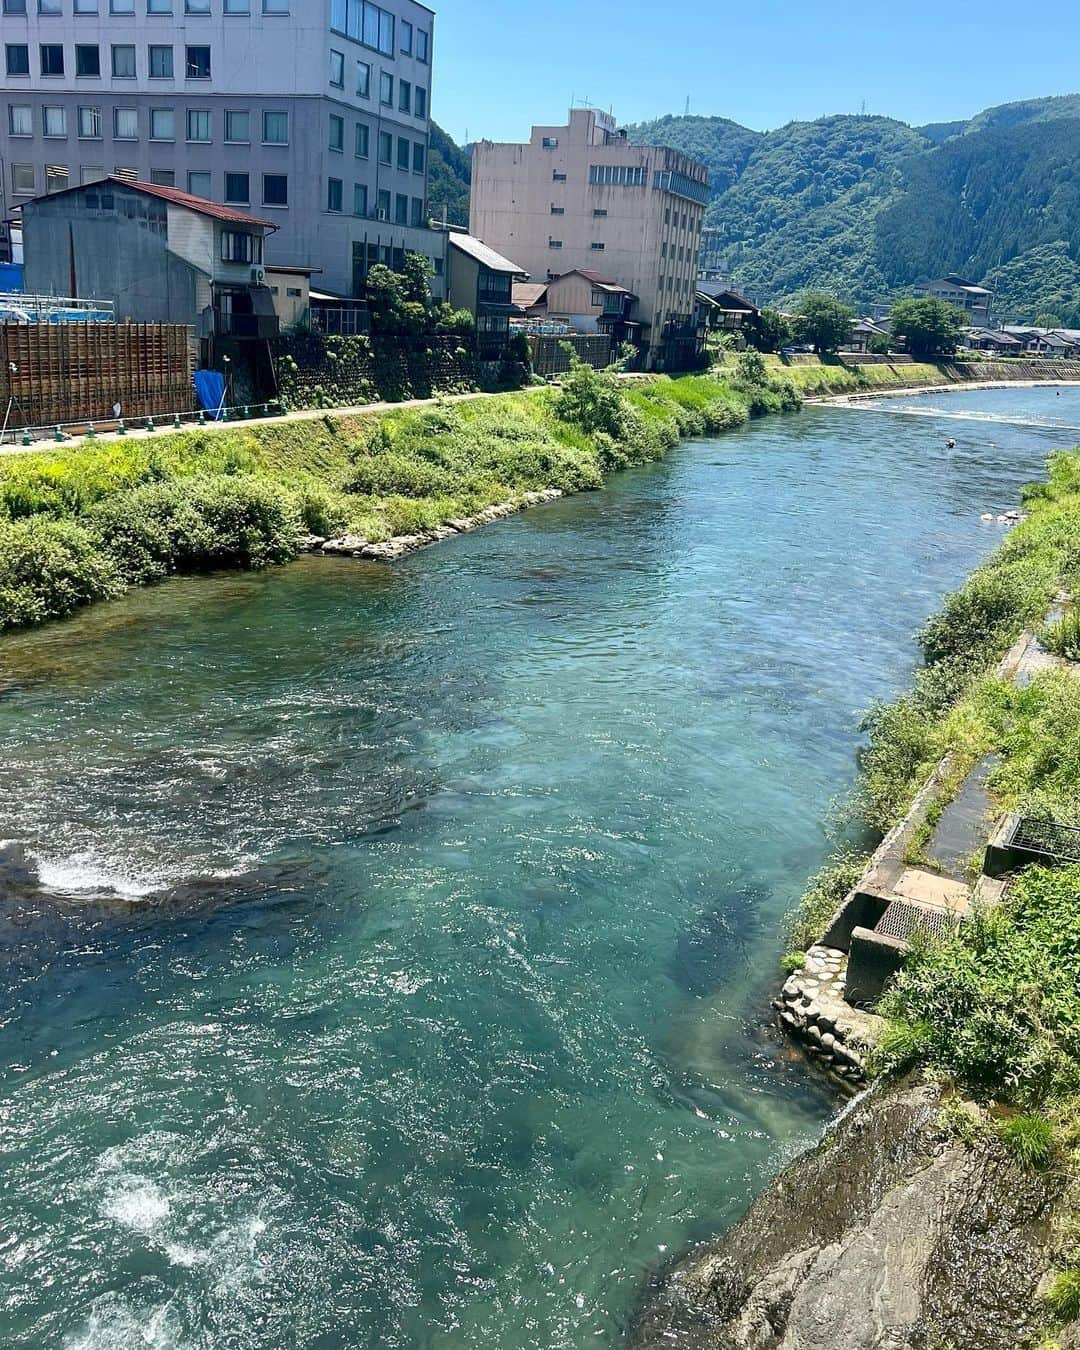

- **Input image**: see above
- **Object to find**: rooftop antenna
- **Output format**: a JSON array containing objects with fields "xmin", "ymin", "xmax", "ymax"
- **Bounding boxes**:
[
  {"xmin": 860, "ymin": 98, "xmax": 867, "ymax": 115},
  {"xmin": 685, "ymin": 95, "xmax": 691, "ymax": 116}
]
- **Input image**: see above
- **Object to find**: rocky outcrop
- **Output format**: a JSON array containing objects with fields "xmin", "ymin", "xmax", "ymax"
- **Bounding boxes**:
[
  {"xmin": 774, "ymin": 943, "xmax": 885, "ymax": 1088},
  {"xmin": 630, "ymin": 1081, "xmax": 1061, "ymax": 1350},
  {"xmin": 300, "ymin": 489, "xmax": 564, "ymax": 562}
]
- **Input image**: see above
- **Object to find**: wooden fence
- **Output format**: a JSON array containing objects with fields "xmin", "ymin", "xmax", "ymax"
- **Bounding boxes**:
[{"xmin": 0, "ymin": 323, "xmax": 193, "ymax": 427}]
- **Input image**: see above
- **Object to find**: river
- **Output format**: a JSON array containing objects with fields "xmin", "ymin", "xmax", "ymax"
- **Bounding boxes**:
[{"xmin": 0, "ymin": 386, "xmax": 1078, "ymax": 1348}]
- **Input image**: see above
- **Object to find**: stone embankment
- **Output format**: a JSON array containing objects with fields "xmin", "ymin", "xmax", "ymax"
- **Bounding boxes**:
[
  {"xmin": 299, "ymin": 488, "xmax": 563, "ymax": 562},
  {"xmin": 773, "ymin": 944, "xmax": 882, "ymax": 1090}
]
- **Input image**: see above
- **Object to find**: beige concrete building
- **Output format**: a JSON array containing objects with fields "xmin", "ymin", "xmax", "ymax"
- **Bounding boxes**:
[{"xmin": 470, "ymin": 108, "xmax": 709, "ymax": 368}]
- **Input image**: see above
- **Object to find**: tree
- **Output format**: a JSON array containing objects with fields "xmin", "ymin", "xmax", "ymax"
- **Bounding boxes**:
[
  {"xmin": 889, "ymin": 297, "xmax": 967, "ymax": 355},
  {"xmin": 747, "ymin": 308, "xmax": 793, "ymax": 353},
  {"xmin": 866, "ymin": 332, "xmax": 891, "ymax": 354},
  {"xmin": 792, "ymin": 292, "xmax": 856, "ymax": 353}
]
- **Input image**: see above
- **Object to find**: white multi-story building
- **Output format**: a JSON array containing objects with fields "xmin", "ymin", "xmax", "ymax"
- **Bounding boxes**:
[{"xmin": 0, "ymin": 0, "xmax": 443, "ymax": 295}]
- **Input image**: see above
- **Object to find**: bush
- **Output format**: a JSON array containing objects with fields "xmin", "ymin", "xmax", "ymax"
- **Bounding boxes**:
[
  {"xmin": 1043, "ymin": 611, "xmax": 1080, "ymax": 661},
  {"xmin": 787, "ymin": 852, "xmax": 868, "ymax": 950},
  {"xmin": 1046, "ymin": 1268, "xmax": 1080, "ymax": 1322},
  {"xmin": 86, "ymin": 475, "xmax": 300, "ymax": 585},
  {"xmin": 0, "ymin": 516, "xmax": 120, "ymax": 629},
  {"xmin": 879, "ymin": 865, "xmax": 1080, "ymax": 1104},
  {"xmin": 997, "ymin": 1112, "xmax": 1056, "ymax": 1168}
]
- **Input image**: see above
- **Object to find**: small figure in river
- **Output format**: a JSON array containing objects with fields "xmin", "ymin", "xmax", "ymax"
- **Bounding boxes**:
[{"xmin": 946, "ymin": 437, "xmax": 956, "ymax": 449}]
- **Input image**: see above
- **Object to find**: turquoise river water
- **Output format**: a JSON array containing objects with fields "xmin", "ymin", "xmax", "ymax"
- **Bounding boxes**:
[{"xmin": 2, "ymin": 386, "xmax": 1079, "ymax": 1348}]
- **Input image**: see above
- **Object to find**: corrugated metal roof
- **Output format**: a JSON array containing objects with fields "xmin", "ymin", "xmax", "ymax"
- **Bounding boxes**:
[
  {"xmin": 448, "ymin": 232, "xmax": 527, "ymax": 274},
  {"xmin": 513, "ymin": 282, "xmax": 548, "ymax": 308},
  {"xmin": 21, "ymin": 175, "xmax": 279, "ymax": 230}
]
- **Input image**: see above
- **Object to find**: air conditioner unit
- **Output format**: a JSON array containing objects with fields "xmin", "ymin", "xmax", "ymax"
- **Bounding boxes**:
[{"xmin": 250, "ymin": 266, "xmax": 266, "ymax": 284}]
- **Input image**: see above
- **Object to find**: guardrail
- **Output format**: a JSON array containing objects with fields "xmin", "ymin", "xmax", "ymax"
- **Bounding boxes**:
[{"xmin": 0, "ymin": 399, "xmax": 288, "ymax": 446}]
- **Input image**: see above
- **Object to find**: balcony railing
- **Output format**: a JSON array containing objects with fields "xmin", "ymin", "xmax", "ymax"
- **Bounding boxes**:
[{"xmin": 213, "ymin": 312, "xmax": 279, "ymax": 339}]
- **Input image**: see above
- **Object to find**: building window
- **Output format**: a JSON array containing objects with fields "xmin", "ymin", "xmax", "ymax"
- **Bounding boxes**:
[
  {"xmin": 40, "ymin": 44, "xmax": 64, "ymax": 76},
  {"xmin": 326, "ymin": 177, "xmax": 343, "ymax": 212},
  {"xmin": 542, "ymin": 137, "xmax": 559, "ymax": 149},
  {"xmin": 221, "ymin": 229, "xmax": 261, "ymax": 263},
  {"xmin": 186, "ymin": 109, "xmax": 210, "ymax": 141},
  {"xmin": 150, "ymin": 168, "xmax": 174, "ymax": 185},
  {"xmin": 394, "ymin": 192, "xmax": 407, "ymax": 225},
  {"xmin": 552, "ymin": 171, "xmax": 566, "ymax": 182},
  {"xmin": 224, "ymin": 0, "xmax": 250, "ymax": 10},
  {"xmin": 42, "ymin": 105, "xmax": 66, "ymax": 136},
  {"xmin": 5, "ymin": 45, "xmax": 30, "ymax": 77},
  {"xmin": 286, "ymin": 286, "xmax": 301, "ymax": 297},
  {"xmin": 379, "ymin": 72, "xmax": 392, "ymax": 106},
  {"xmin": 378, "ymin": 130, "xmax": 391, "ymax": 164},
  {"xmin": 549, "ymin": 204, "xmax": 564, "ymax": 215},
  {"xmin": 147, "ymin": 0, "xmax": 171, "ymax": 11},
  {"xmin": 224, "ymin": 109, "xmax": 249, "ymax": 142},
  {"xmin": 416, "ymin": 29, "xmax": 428, "ymax": 61},
  {"xmin": 11, "ymin": 163, "xmax": 35, "ymax": 195},
  {"xmin": 329, "ymin": 49, "xmax": 344, "ymax": 87},
  {"xmin": 412, "ymin": 142, "xmax": 425, "ymax": 174},
  {"xmin": 590, "ymin": 242, "xmax": 605, "ymax": 250},
  {"xmin": 588, "ymin": 164, "xmax": 646, "ymax": 187},
  {"xmin": 410, "ymin": 196, "xmax": 423, "ymax": 227},
  {"xmin": 400, "ymin": 18, "xmax": 412, "ymax": 53},
  {"xmin": 548, "ymin": 239, "xmax": 562, "ymax": 250},
  {"xmin": 8, "ymin": 105, "xmax": 32, "ymax": 136},
  {"xmin": 185, "ymin": 0, "xmax": 210, "ymax": 10},
  {"xmin": 111, "ymin": 44, "xmax": 136, "ymax": 76},
  {"xmin": 113, "ymin": 107, "xmax": 137, "ymax": 139},
  {"xmin": 376, "ymin": 188, "xmax": 389, "ymax": 218},
  {"xmin": 590, "ymin": 290, "xmax": 604, "ymax": 306},
  {"xmin": 113, "ymin": 166, "xmax": 138, "ymax": 182},
  {"xmin": 353, "ymin": 182, "xmax": 367, "ymax": 215},
  {"xmin": 39, "ymin": 0, "xmax": 61, "ymax": 12},
  {"xmin": 110, "ymin": 0, "xmax": 134, "ymax": 10},
  {"xmin": 80, "ymin": 165, "xmax": 105, "ymax": 183},
  {"xmin": 224, "ymin": 171, "xmax": 249, "ymax": 203},
  {"xmin": 2, "ymin": 0, "xmax": 27, "ymax": 12},
  {"xmin": 46, "ymin": 164, "xmax": 69, "ymax": 193},
  {"xmin": 415, "ymin": 87, "xmax": 427, "ymax": 119},
  {"xmin": 396, "ymin": 136, "xmax": 409, "ymax": 170},
  {"xmin": 593, "ymin": 207, "xmax": 607, "ymax": 217},
  {"xmin": 77, "ymin": 105, "xmax": 102, "ymax": 137},
  {"xmin": 355, "ymin": 60, "xmax": 370, "ymax": 97},
  {"xmin": 354, "ymin": 122, "xmax": 369, "ymax": 157},
  {"xmin": 148, "ymin": 44, "xmax": 173, "ymax": 77},
  {"xmin": 328, "ymin": 114, "xmax": 343, "ymax": 152},
  {"xmin": 433, "ymin": 256, "xmax": 443, "ymax": 276},
  {"xmin": 149, "ymin": 107, "xmax": 174, "ymax": 139},
  {"xmin": 263, "ymin": 172, "xmax": 287, "ymax": 205},
  {"xmin": 75, "ymin": 44, "xmax": 101, "ymax": 76},
  {"xmin": 399, "ymin": 80, "xmax": 411, "ymax": 114},
  {"xmin": 262, "ymin": 0, "xmax": 287, "ymax": 11},
  {"xmin": 185, "ymin": 45, "xmax": 211, "ymax": 78},
  {"xmin": 187, "ymin": 169, "xmax": 211, "ymax": 196},
  {"xmin": 262, "ymin": 110, "xmax": 288, "ymax": 143}
]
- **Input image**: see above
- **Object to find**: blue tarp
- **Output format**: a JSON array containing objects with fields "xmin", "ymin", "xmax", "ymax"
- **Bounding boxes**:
[
  {"xmin": 193, "ymin": 369, "xmax": 227, "ymax": 419},
  {"xmin": 0, "ymin": 262, "xmax": 24, "ymax": 293}
]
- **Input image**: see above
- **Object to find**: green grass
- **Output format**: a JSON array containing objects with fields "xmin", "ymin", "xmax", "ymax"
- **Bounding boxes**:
[{"xmin": 998, "ymin": 1113, "xmax": 1057, "ymax": 1168}]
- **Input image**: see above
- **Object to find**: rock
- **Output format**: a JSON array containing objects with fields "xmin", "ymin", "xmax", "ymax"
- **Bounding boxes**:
[
  {"xmin": 447, "ymin": 518, "xmax": 474, "ymax": 532},
  {"xmin": 630, "ymin": 1082, "xmax": 1063, "ymax": 1350},
  {"xmin": 981, "ymin": 512, "xmax": 994, "ymax": 521},
  {"xmin": 322, "ymin": 533, "xmax": 368, "ymax": 555},
  {"xmin": 821, "ymin": 1032, "xmax": 836, "ymax": 1051},
  {"xmin": 298, "ymin": 533, "xmax": 327, "ymax": 550},
  {"xmin": 805, "ymin": 1023, "xmax": 822, "ymax": 1043}
]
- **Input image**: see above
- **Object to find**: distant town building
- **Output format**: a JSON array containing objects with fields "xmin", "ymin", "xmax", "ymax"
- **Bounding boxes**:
[
  {"xmin": 843, "ymin": 317, "xmax": 890, "ymax": 353},
  {"xmin": 470, "ymin": 107, "xmax": 710, "ymax": 369},
  {"xmin": 962, "ymin": 327, "xmax": 1022, "ymax": 355},
  {"xmin": 0, "ymin": 0, "xmax": 444, "ymax": 297},
  {"xmin": 695, "ymin": 284, "xmax": 759, "ymax": 340},
  {"xmin": 510, "ymin": 269, "xmax": 638, "ymax": 349},
  {"xmin": 443, "ymin": 229, "xmax": 527, "ymax": 358},
  {"xmin": 21, "ymin": 175, "xmax": 279, "ymax": 340},
  {"xmin": 914, "ymin": 274, "xmax": 992, "ymax": 324}
]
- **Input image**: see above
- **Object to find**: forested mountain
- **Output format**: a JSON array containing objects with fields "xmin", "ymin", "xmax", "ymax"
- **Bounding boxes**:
[
  {"xmin": 625, "ymin": 95, "xmax": 1080, "ymax": 316},
  {"xmin": 432, "ymin": 95, "xmax": 1080, "ymax": 319}
]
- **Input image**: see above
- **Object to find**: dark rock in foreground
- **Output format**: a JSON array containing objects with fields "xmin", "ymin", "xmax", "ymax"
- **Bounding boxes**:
[{"xmin": 630, "ymin": 1081, "xmax": 1060, "ymax": 1350}]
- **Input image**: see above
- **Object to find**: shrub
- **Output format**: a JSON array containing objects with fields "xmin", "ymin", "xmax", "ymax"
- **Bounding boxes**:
[
  {"xmin": 1045, "ymin": 1268, "xmax": 1080, "ymax": 1322},
  {"xmin": 780, "ymin": 950, "xmax": 805, "ymax": 974},
  {"xmin": 787, "ymin": 852, "xmax": 867, "ymax": 950},
  {"xmin": 0, "ymin": 516, "xmax": 120, "ymax": 629},
  {"xmin": 1043, "ymin": 611, "xmax": 1080, "ymax": 661},
  {"xmin": 997, "ymin": 1113, "xmax": 1056, "ymax": 1168},
  {"xmin": 292, "ymin": 482, "xmax": 351, "ymax": 537}
]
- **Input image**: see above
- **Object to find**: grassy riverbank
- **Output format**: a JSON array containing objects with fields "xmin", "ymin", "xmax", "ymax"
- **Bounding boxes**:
[
  {"xmin": 0, "ymin": 361, "xmax": 800, "ymax": 632},
  {"xmin": 789, "ymin": 445, "xmax": 1080, "ymax": 1340}
]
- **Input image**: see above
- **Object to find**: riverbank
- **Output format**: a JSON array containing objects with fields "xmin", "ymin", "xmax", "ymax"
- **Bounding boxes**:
[
  {"xmin": 636, "ymin": 442, "xmax": 1080, "ymax": 1348},
  {"xmin": 0, "ymin": 360, "xmax": 805, "ymax": 633},
  {"xmin": 765, "ymin": 352, "xmax": 1080, "ymax": 399}
]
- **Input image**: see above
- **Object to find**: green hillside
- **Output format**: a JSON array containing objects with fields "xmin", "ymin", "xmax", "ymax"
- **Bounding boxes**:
[{"xmin": 434, "ymin": 95, "xmax": 1080, "ymax": 314}]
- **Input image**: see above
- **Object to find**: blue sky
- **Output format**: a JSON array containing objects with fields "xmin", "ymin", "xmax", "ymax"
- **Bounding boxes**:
[{"xmin": 432, "ymin": 0, "xmax": 1080, "ymax": 143}]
